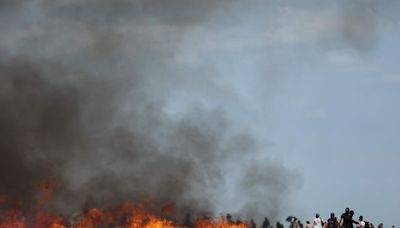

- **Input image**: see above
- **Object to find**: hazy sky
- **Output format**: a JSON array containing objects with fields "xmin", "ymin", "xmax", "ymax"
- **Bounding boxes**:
[
  {"xmin": 166, "ymin": 0, "xmax": 400, "ymax": 225},
  {"xmin": 1, "ymin": 0, "xmax": 399, "ymax": 226}
]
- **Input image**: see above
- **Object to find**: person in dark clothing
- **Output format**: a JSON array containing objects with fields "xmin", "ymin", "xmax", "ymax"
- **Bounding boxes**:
[
  {"xmin": 263, "ymin": 217, "xmax": 271, "ymax": 228},
  {"xmin": 327, "ymin": 213, "xmax": 339, "ymax": 228},
  {"xmin": 340, "ymin": 208, "xmax": 350, "ymax": 228},
  {"xmin": 343, "ymin": 210, "xmax": 359, "ymax": 228},
  {"xmin": 183, "ymin": 213, "xmax": 193, "ymax": 228},
  {"xmin": 226, "ymin": 214, "xmax": 234, "ymax": 224},
  {"xmin": 250, "ymin": 219, "xmax": 257, "ymax": 228}
]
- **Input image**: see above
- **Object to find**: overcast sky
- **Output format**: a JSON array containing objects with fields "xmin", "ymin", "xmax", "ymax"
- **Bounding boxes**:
[{"xmin": 1, "ymin": 0, "xmax": 399, "ymax": 226}]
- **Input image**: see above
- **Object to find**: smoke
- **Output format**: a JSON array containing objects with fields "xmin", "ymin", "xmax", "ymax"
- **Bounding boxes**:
[
  {"xmin": 0, "ymin": 0, "xmax": 301, "ymax": 222},
  {"xmin": 340, "ymin": 0, "xmax": 378, "ymax": 52}
]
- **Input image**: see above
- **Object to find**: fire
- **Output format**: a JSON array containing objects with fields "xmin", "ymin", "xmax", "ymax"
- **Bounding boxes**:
[
  {"xmin": 0, "ymin": 200, "xmax": 249, "ymax": 227},
  {"xmin": 0, "ymin": 182, "xmax": 249, "ymax": 228},
  {"xmin": 194, "ymin": 216, "xmax": 247, "ymax": 228}
]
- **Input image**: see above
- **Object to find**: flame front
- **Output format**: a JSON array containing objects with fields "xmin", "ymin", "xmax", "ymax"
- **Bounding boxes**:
[
  {"xmin": 0, "ymin": 188, "xmax": 248, "ymax": 228},
  {"xmin": 0, "ymin": 203, "xmax": 248, "ymax": 228}
]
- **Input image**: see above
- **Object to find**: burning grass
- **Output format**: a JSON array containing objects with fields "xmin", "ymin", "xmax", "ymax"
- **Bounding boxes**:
[
  {"xmin": 0, "ymin": 200, "xmax": 248, "ymax": 228},
  {"xmin": 0, "ymin": 181, "xmax": 248, "ymax": 228}
]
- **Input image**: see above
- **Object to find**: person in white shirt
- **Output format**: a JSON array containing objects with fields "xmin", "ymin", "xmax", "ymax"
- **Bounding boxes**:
[
  {"xmin": 314, "ymin": 214, "xmax": 324, "ymax": 228},
  {"xmin": 358, "ymin": 216, "xmax": 365, "ymax": 228}
]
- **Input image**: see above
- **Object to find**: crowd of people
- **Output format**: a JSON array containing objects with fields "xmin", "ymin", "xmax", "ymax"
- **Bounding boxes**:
[
  {"xmin": 244, "ymin": 207, "xmax": 394, "ymax": 228},
  {"xmin": 181, "ymin": 208, "xmax": 394, "ymax": 228},
  {"xmin": 291, "ymin": 208, "xmax": 393, "ymax": 228}
]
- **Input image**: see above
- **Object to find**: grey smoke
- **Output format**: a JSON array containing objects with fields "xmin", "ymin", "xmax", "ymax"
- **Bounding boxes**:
[
  {"xmin": 0, "ymin": 0, "xmax": 301, "ymax": 222},
  {"xmin": 340, "ymin": 0, "xmax": 378, "ymax": 51}
]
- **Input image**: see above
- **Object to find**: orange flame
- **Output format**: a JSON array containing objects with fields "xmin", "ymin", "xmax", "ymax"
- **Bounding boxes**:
[{"xmin": 0, "ymin": 182, "xmax": 249, "ymax": 228}]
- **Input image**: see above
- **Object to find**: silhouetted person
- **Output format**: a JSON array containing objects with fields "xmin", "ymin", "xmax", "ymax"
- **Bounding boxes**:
[
  {"xmin": 226, "ymin": 214, "xmax": 234, "ymax": 224},
  {"xmin": 277, "ymin": 221, "xmax": 284, "ymax": 228},
  {"xmin": 183, "ymin": 213, "xmax": 193, "ymax": 228},
  {"xmin": 250, "ymin": 219, "xmax": 257, "ymax": 228},
  {"xmin": 340, "ymin": 208, "xmax": 350, "ymax": 228},
  {"xmin": 263, "ymin": 217, "xmax": 271, "ymax": 228},
  {"xmin": 343, "ymin": 210, "xmax": 359, "ymax": 228},
  {"xmin": 327, "ymin": 213, "xmax": 339, "ymax": 228}
]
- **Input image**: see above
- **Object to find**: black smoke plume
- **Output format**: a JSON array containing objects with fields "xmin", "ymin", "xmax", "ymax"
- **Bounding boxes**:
[{"xmin": 0, "ymin": 0, "xmax": 300, "ymax": 222}]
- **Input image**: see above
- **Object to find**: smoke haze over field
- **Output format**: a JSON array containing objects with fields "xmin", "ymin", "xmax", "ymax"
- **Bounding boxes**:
[
  {"xmin": 1, "ymin": 0, "xmax": 400, "ymax": 226},
  {"xmin": 0, "ymin": 0, "xmax": 300, "ymax": 222}
]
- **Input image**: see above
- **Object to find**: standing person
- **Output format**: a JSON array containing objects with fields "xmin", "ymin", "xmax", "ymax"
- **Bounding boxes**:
[
  {"xmin": 306, "ymin": 221, "xmax": 314, "ymax": 228},
  {"xmin": 287, "ymin": 216, "xmax": 300, "ymax": 228},
  {"xmin": 340, "ymin": 208, "xmax": 350, "ymax": 228},
  {"xmin": 183, "ymin": 213, "xmax": 193, "ymax": 228},
  {"xmin": 343, "ymin": 210, "xmax": 359, "ymax": 228},
  {"xmin": 358, "ymin": 216, "xmax": 365, "ymax": 228},
  {"xmin": 314, "ymin": 214, "xmax": 324, "ymax": 228},
  {"xmin": 226, "ymin": 214, "xmax": 234, "ymax": 225},
  {"xmin": 262, "ymin": 217, "xmax": 271, "ymax": 228},
  {"xmin": 250, "ymin": 219, "xmax": 257, "ymax": 228},
  {"xmin": 327, "ymin": 213, "xmax": 339, "ymax": 228}
]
